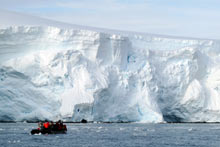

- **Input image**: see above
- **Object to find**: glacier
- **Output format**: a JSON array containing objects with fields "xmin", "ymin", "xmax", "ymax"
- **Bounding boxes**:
[{"xmin": 1, "ymin": 12, "xmax": 220, "ymax": 123}]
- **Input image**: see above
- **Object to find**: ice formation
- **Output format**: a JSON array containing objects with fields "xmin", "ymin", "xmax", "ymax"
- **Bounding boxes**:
[{"xmin": 1, "ymin": 10, "xmax": 220, "ymax": 123}]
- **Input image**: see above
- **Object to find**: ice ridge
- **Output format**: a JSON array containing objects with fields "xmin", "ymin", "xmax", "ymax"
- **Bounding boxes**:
[{"xmin": 1, "ymin": 26, "xmax": 220, "ymax": 123}]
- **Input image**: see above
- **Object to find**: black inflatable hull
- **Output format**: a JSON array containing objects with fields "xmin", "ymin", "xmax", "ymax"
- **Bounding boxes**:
[{"xmin": 31, "ymin": 129, "xmax": 67, "ymax": 135}]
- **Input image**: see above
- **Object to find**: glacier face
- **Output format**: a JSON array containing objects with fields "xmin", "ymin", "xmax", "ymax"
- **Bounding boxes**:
[{"xmin": 1, "ymin": 26, "xmax": 220, "ymax": 122}]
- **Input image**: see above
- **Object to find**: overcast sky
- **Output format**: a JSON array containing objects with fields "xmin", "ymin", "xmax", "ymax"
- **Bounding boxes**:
[{"xmin": 0, "ymin": 0, "xmax": 220, "ymax": 39}]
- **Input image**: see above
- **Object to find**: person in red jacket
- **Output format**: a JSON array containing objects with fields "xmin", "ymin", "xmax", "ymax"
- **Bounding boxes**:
[{"xmin": 43, "ymin": 122, "xmax": 50, "ymax": 129}]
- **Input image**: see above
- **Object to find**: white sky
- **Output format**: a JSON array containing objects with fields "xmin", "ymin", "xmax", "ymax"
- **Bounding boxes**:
[{"xmin": 0, "ymin": 0, "xmax": 220, "ymax": 39}]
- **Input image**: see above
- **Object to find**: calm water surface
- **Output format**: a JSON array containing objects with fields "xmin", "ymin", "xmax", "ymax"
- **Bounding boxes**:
[{"xmin": 0, "ymin": 123, "xmax": 219, "ymax": 147}]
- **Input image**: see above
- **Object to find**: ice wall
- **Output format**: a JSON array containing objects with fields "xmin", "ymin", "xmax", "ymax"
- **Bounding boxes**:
[{"xmin": 1, "ymin": 26, "xmax": 220, "ymax": 122}]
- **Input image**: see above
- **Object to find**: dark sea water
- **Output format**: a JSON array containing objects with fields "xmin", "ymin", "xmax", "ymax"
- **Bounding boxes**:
[{"xmin": 0, "ymin": 123, "xmax": 219, "ymax": 147}]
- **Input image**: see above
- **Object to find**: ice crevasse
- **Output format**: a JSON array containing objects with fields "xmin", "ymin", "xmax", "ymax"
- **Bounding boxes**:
[{"xmin": 1, "ymin": 26, "xmax": 220, "ymax": 123}]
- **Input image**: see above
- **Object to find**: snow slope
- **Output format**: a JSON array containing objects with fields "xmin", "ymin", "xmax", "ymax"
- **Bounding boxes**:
[{"xmin": 1, "ymin": 10, "xmax": 220, "ymax": 122}]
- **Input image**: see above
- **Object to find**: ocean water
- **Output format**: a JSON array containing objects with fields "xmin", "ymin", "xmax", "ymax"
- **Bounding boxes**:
[{"xmin": 0, "ymin": 123, "xmax": 219, "ymax": 147}]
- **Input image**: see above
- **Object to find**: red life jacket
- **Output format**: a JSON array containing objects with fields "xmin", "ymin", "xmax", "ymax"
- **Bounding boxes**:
[
  {"xmin": 58, "ymin": 124, "xmax": 62, "ymax": 130},
  {"xmin": 44, "ymin": 122, "xmax": 49, "ymax": 128}
]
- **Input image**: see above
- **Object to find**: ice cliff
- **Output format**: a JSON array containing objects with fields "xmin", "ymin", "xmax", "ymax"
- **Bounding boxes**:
[{"xmin": 1, "ymin": 11, "xmax": 220, "ymax": 123}]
